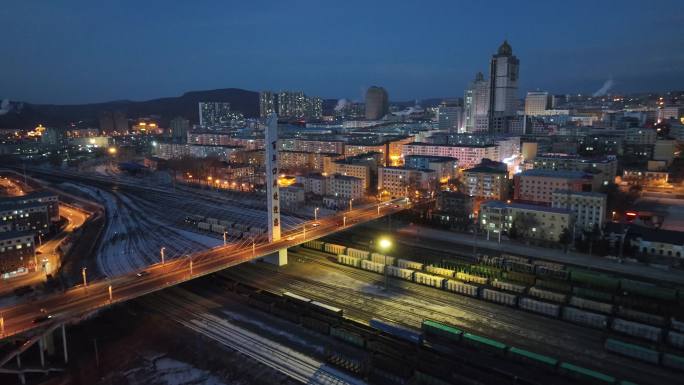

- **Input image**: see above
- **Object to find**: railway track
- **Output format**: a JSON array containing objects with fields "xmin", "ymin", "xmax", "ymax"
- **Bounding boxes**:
[
  {"xmin": 143, "ymin": 288, "xmax": 367, "ymax": 385},
  {"xmin": 220, "ymin": 254, "xmax": 679, "ymax": 385}
]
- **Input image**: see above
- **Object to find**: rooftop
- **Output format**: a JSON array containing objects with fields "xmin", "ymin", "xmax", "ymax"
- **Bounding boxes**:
[
  {"xmin": 519, "ymin": 169, "xmax": 592, "ymax": 179},
  {"xmin": 482, "ymin": 200, "xmax": 572, "ymax": 215},
  {"xmin": 464, "ymin": 165, "xmax": 507, "ymax": 174},
  {"xmin": 406, "ymin": 142, "xmax": 497, "ymax": 149},
  {"xmin": 552, "ymin": 190, "xmax": 607, "ymax": 198},
  {"xmin": 405, "ymin": 155, "xmax": 458, "ymax": 163}
]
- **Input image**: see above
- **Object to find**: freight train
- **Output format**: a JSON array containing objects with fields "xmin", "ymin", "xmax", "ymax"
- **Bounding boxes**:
[
  {"xmin": 187, "ymin": 215, "xmax": 267, "ymax": 239},
  {"xmin": 301, "ymin": 241, "xmax": 684, "ymax": 365},
  {"xmin": 220, "ymin": 276, "xmax": 656, "ymax": 384}
]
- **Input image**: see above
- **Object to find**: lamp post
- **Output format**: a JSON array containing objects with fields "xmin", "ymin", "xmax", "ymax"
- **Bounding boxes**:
[
  {"xmin": 252, "ymin": 238, "xmax": 256, "ymax": 256},
  {"xmin": 81, "ymin": 267, "xmax": 87, "ymax": 292},
  {"xmin": 223, "ymin": 231, "xmax": 227, "ymax": 246},
  {"xmin": 0, "ymin": 315, "xmax": 4, "ymax": 336},
  {"xmin": 302, "ymin": 225, "xmax": 306, "ymax": 241},
  {"xmin": 314, "ymin": 207, "xmax": 319, "ymax": 221},
  {"xmin": 343, "ymin": 216, "xmax": 346, "ymax": 227},
  {"xmin": 349, "ymin": 199, "xmax": 353, "ymax": 212},
  {"xmin": 189, "ymin": 259, "xmax": 193, "ymax": 275},
  {"xmin": 160, "ymin": 247, "xmax": 165, "ymax": 265},
  {"xmin": 378, "ymin": 237, "xmax": 392, "ymax": 289},
  {"xmin": 108, "ymin": 285, "xmax": 113, "ymax": 303}
]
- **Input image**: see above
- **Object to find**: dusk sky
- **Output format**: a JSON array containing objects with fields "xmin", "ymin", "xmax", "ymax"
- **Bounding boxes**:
[{"xmin": 3, "ymin": 0, "xmax": 684, "ymax": 104}]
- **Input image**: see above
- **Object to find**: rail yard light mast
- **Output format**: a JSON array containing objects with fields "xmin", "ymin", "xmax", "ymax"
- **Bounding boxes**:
[
  {"xmin": 81, "ymin": 267, "xmax": 88, "ymax": 291},
  {"xmin": 378, "ymin": 237, "xmax": 392, "ymax": 289}
]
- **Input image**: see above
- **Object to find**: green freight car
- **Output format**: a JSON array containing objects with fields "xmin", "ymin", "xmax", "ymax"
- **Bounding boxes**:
[
  {"xmin": 421, "ymin": 320, "xmax": 463, "ymax": 343},
  {"xmin": 559, "ymin": 362, "xmax": 615, "ymax": 384},
  {"xmin": 569, "ymin": 269, "xmax": 620, "ymax": 291},
  {"xmin": 462, "ymin": 333, "xmax": 507, "ymax": 354},
  {"xmin": 508, "ymin": 347, "xmax": 558, "ymax": 368},
  {"xmin": 573, "ymin": 287, "xmax": 614, "ymax": 302},
  {"xmin": 620, "ymin": 279, "xmax": 678, "ymax": 302}
]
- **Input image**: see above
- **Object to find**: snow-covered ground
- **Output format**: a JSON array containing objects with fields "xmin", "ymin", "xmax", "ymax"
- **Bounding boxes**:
[
  {"xmin": 123, "ymin": 353, "xmax": 229, "ymax": 385},
  {"xmin": 58, "ymin": 179, "xmax": 305, "ymax": 277}
]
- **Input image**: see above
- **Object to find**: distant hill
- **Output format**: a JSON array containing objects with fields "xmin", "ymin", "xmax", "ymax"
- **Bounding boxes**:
[
  {"xmin": 0, "ymin": 88, "xmax": 259, "ymax": 129},
  {"xmin": 0, "ymin": 89, "xmax": 450, "ymax": 130}
]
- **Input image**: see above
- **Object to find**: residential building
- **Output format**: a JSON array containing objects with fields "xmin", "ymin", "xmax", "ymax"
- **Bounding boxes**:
[
  {"xmin": 401, "ymin": 142, "xmax": 499, "ymax": 169},
  {"xmin": 464, "ymin": 72, "xmax": 490, "ymax": 133},
  {"xmin": 525, "ymin": 91, "xmax": 552, "ymax": 116},
  {"xmin": 299, "ymin": 173, "xmax": 328, "ymax": 196},
  {"xmin": 628, "ymin": 225, "xmax": 683, "ymax": 258},
  {"xmin": 0, "ymin": 202, "xmax": 50, "ymax": 235},
  {"xmin": 479, "ymin": 201, "xmax": 572, "ymax": 242},
  {"xmin": 279, "ymin": 137, "xmax": 345, "ymax": 154},
  {"xmin": 378, "ymin": 166, "xmax": 437, "ymax": 198},
  {"xmin": 551, "ymin": 190, "xmax": 607, "ymax": 232},
  {"xmin": 259, "ymin": 91, "xmax": 276, "ymax": 118},
  {"xmin": 622, "ymin": 169, "xmax": 669, "ymax": 186},
  {"xmin": 1, "ymin": 191, "xmax": 59, "ymax": 222},
  {"xmin": 280, "ymin": 184, "xmax": 305, "ymax": 209},
  {"xmin": 463, "ymin": 165, "xmax": 509, "ymax": 200},
  {"xmin": 514, "ymin": 169, "xmax": 594, "ymax": 205},
  {"xmin": 328, "ymin": 174, "xmax": 364, "ymax": 200},
  {"xmin": 532, "ymin": 153, "xmax": 617, "ymax": 186},
  {"xmin": 332, "ymin": 160, "xmax": 372, "ymax": 190},
  {"xmin": 436, "ymin": 191, "xmax": 474, "ymax": 215},
  {"xmin": 365, "ymin": 86, "xmax": 389, "ymax": 120},
  {"xmin": 404, "ymin": 155, "xmax": 458, "ymax": 182},
  {"xmin": 199, "ymin": 102, "xmax": 232, "ymax": 128},
  {"xmin": 437, "ymin": 100, "xmax": 464, "ymax": 132},
  {"xmin": 0, "ymin": 231, "xmax": 36, "ymax": 275},
  {"xmin": 169, "ymin": 117, "xmax": 190, "ymax": 142}
]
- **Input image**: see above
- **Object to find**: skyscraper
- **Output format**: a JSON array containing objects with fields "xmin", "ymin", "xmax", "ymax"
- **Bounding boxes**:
[
  {"xmin": 488, "ymin": 40, "xmax": 519, "ymax": 131},
  {"xmin": 437, "ymin": 100, "xmax": 464, "ymax": 132},
  {"xmin": 463, "ymin": 72, "xmax": 490, "ymax": 133},
  {"xmin": 365, "ymin": 86, "xmax": 389, "ymax": 120},
  {"xmin": 169, "ymin": 116, "xmax": 190, "ymax": 142},
  {"xmin": 259, "ymin": 91, "xmax": 276, "ymax": 118},
  {"xmin": 277, "ymin": 91, "xmax": 307, "ymax": 119},
  {"xmin": 525, "ymin": 91, "xmax": 552, "ymax": 116},
  {"xmin": 199, "ymin": 102, "xmax": 232, "ymax": 128}
]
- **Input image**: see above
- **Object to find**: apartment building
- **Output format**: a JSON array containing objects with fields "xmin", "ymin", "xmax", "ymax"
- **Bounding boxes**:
[
  {"xmin": 378, "ymin": 166, "xmax": 437, "ymax": 198},
  {"xmin": 404, "ymin": 155, "xmax": 458, "ymax": 182},
  {"xmin": 551, "ymin": 190, "xmax": 607, "ymax": 231},
  {"xmin": 532, "ymin": 153, "xmax": 617, "ymax": 186},
  {"xmin": 463, "ymin": 165, "xmax": 509, "ymax": 200},
  {"xmin": 479, "ymin": 201, "xmax": 572, "ymax": 242},
  {"xmin": 0, "ymin": 231, "xmax": 36, "ymax": 276},
  {"xmin": 401, "ymin": 142, "xmax": 499, "ymax": 169},
  {"xmin": 514, "ymin": 169, "xmax": 594, "ymax": 205}
]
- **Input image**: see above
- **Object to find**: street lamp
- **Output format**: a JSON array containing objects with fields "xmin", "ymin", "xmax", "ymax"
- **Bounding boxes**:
[
  {"xmin": 343, "ymin": 216, "xmax": 346, "ymax": 227},
  {"xmin": 349, "ymin": 199, "xmax": 353, "ymax": 211},
  {"xmin": 81, "ymin": 267, "xmax": 87, "ymax": 290},
  {"xmin": 377, "ymin": 237, "xmax": 392, "ymax": 289},
  {"xmin": 223, "ymin": 231, "xmax": 227, "ymax": 246},
  {"xmin": 160, "ymin": 247, "xmax": 165, "ymax": 265},
  {"xmin": 108, "ymin": 285, "xmax": 113, "ymax": 303},
  {"xmin": 314, "ymin": 207, "xmax": 319, "ymax": 221}
]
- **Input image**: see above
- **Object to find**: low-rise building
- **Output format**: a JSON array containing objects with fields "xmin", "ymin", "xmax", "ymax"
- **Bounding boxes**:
[
  {"xmin": 0, "ymin": 231, "xmax": 36, "ymax": 276},
  {"xmin": 621, "ymin": 169, "xmax": 669, "ymax": 187},
  {"xmin": 479, "ymin": 201, "xmax": 572, "ymax": 242},
  {"xmin": 532, "ymin": 153, "xmax": 617, "ymax": 186},
  {"xmin": 463, "ymin": 164, "xmax": 509, "ymax": 200},
  {"xmin": 401, "ymin": 142, "xmax": 499, "ymax": 169},
  {"xmin": 378, "ymin": 166, "xmax": 438, "ymax": 198},
  {"xmin": 332, "ymin": 160, "xmax": 372, "ymax": 190},
  {"xmin": 0, "ymin": 203, "xmax": 51, "ymax": 235},
  {"xmin": 1, "ymin": 191, "xmax": 60, "ymax": 222},
  {"xmin": 327, "ymin": 174, "xmax": 364, "ymax": 200},
  {"xmin": 514, "ymin": 169, "xmax": 595, "ymax": 205},
  {"xmin": 404, "ymin": 155, "xmax": 458, "ymax": 182},
  {"xmin": 551, "ymin": 190, "xmax": 607, "ymax": 232},
  {"xmin": 280, "ymin": 183, "xmax": 306, "ymax": 209}
]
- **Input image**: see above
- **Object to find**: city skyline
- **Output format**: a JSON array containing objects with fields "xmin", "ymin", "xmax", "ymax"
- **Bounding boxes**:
[{"xmin": 2, "ymin": 1, "xmax": 684, "ymax": 104}]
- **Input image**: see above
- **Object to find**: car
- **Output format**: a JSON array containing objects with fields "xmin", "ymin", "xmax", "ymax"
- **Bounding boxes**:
[
  {"xmin": 136, "ymin": 271, "xmax": 150, "ymax": 277},
  {"xmin": 286, "ymin": 236, "xmax": 296, "ymax": 241},
  {"xmin": 393, "ymin": 204, "xmax": 400, "ymax": 208},
  {"xmin": 311, "ymin": 222, "xmax": 320, "ymax": 227},
  {"xmin": 32, "ymin": 314, "xmax": 53, "ymax": 324}
]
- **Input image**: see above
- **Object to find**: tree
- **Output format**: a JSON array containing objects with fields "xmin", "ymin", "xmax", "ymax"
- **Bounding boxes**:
[
  {"xmin": 509, "ymin": 213, "xmax": 541, "ymax": 241},
  {"xmin": 559, "ymin": 227, "xmax": 573, "ymax": 253},
  {"xmin": 600, "ymin": 183, "xmax": 640, "ymax": 217}
]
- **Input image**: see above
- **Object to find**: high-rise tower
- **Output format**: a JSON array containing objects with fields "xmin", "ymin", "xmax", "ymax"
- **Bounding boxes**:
[
  {"xmin": 488, "ymin": 40, "xmax": 519, "ymax": 132},
  {"xmin": 365, "ymin": 86, "xmax": 389, "ymax": 120},
  {"xmin": 464, "ymin": 72, "xmax": 490, "ymax": 133}
]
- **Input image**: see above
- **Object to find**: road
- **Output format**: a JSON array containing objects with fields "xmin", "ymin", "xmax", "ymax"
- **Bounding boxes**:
[{"xmin": 0, "ymin": 198, "xmax": 408, "ymax": 340}]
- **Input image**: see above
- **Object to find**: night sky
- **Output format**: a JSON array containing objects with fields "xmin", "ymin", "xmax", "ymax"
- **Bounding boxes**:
[{"xmin": 3, "ymin": 0, "xmax": 683, "ymax": 104}]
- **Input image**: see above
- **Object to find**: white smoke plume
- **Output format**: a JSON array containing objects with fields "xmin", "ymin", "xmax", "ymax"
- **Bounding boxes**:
[
  {"xmin": 0, "ymin": 99, "xmax": 11, "ymax": 115},
  {"xmin": 592, "ymin": 79, "xmax": 614, "ymax": 97},
  {"xmin": 334, "ymin": 98, "xmax": 348, "ymax": 112}
]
